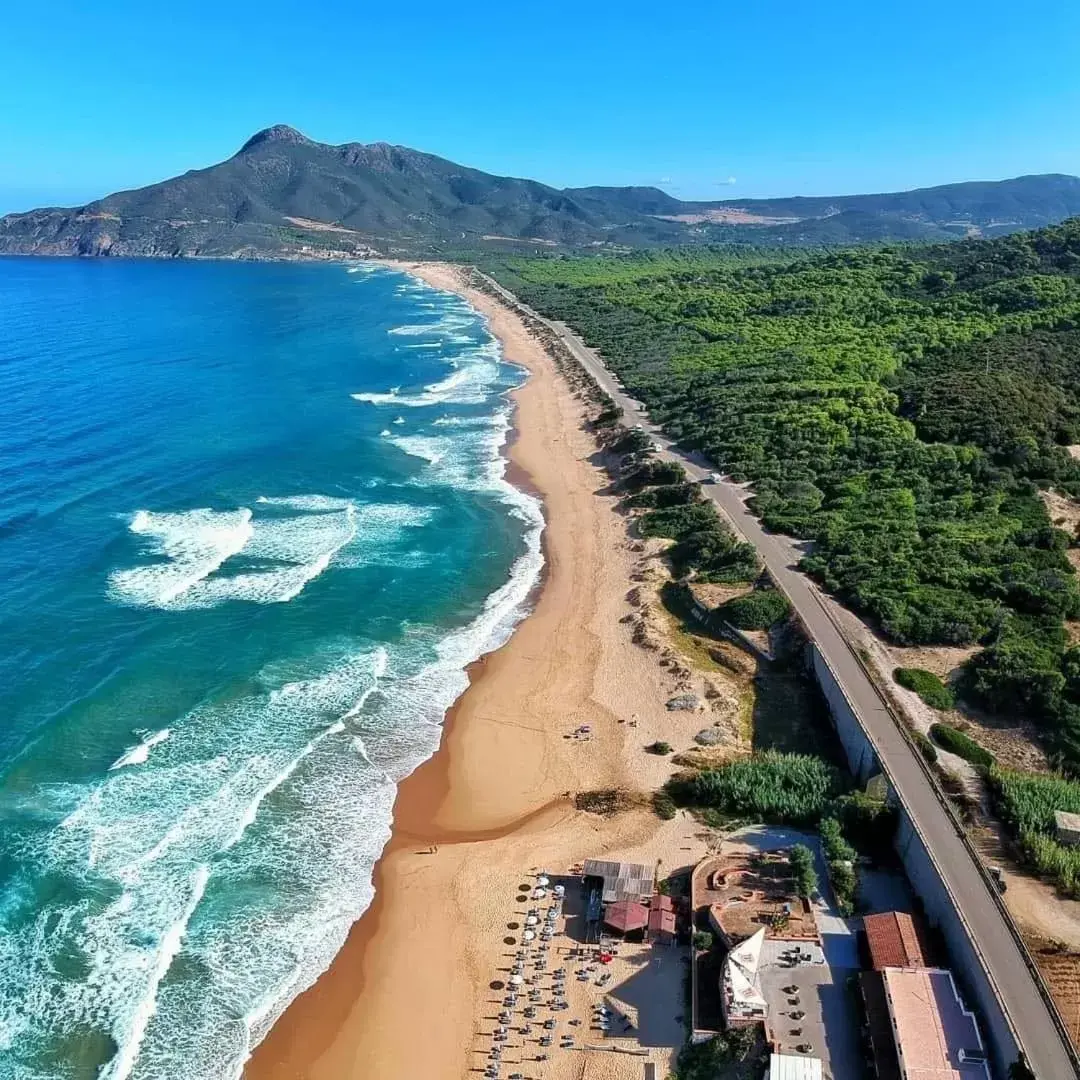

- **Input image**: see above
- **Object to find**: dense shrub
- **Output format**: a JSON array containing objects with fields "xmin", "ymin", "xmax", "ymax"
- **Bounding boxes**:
[
  {"xmin": 820, "ymin": 816, "xmax": 858, "ymax": 915},
  {"xmin": 789, "ymin": 843, "xmax": 818, "ymax": 898},
  {"xmin": 929, "ymin": 723, "xmax": 995, "ymax": 767},
  {"xmin": 499, "ymin": 222, "xmax": 1080, "ymax": 770},
  {"xmin": 666, "ymin": 751, "xmax": 845, "ymax": 825},
  {"xmin": 670, "ymin": 1026, "xmax": 761, "ymax": 1080},
  {"xmin": 652, "ymin": 790, "xmax": 677, "ymax": 819},
  {"xmin": 894, "ymin": 668, "xmax": 954, "ymax": 710},
  {"xmin": 623, "ymin": 482, "xmax": 702, "ymax": 510},
  {"xmin": 639, "ymin": 503, "xmax": 759, "ymax": 582},
  {"xmin": 647, "ymin": 741, "xmax": 673, "ymax": 755},
  {"xmin": 718, "ymin": 587, "xmax": 792, "ymax": 630},
  {"xmin": 833, "ymin": 791, "xmax": 898, "ymax": 858},
  {"xmin": 622, "ymin": 459, "xmax": 685, "ymax": 490}
]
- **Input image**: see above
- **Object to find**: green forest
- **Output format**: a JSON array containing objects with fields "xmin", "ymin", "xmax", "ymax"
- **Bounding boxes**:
[{"xmin": 489, "ymin": 221, "xmax": 1080, "ymax": 770}]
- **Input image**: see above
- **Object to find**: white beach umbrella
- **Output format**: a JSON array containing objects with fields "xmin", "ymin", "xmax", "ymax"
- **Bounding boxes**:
[
  {"xmin": 537, "ymin": 876, "xmax": 550, "ymax": 887},
  {"xmin": 523, "ymin": 930, "xmax": 536, "ymax": 941},
  {"xmin": 509, "ymin": 974, "xmax": 524, "ymax": 985},
  {"xmin": 532, "ymin": 888, "xmax": 547, "ymax": 899},
  {"xmin": 526, "ymin": 916, "xmax": 538, "ymax": 926}
]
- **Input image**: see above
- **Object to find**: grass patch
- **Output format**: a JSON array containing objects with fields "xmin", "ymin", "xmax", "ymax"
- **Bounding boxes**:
[
  {"xmin": 988, "ymin": 766, "xmax": 1080, "ymax": 896},
  {"xmin": 894, "ymin": 667, "xmax": 955, "ymax": 710}
]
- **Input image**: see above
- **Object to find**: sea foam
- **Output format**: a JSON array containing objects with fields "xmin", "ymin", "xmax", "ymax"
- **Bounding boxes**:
[{"xmin": 108, "ymin": 500, "xmax": 431, "ymax": 610}]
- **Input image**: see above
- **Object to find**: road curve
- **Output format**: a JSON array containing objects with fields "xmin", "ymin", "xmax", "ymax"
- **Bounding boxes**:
[{"xmin": 477, "ymin": 272, "xmax": 1077, "ymax": 1079}]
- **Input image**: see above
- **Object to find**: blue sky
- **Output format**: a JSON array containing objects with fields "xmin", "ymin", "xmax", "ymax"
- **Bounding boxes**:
[{"xmin": 2, "ymin": 0, "xmax": 1079, "ymax": 213}]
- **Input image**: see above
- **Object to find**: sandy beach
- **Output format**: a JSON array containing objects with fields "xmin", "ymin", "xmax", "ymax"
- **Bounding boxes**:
[{"xmin": 245, "ymin": 263, "xmax": 725, "ymax": 1080}]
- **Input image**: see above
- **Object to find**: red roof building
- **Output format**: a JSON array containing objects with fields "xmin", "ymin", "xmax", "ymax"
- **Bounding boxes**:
[
  {"xmin": 864, "ymin": 912, "xmax": 925, "ymax": 970},
  {"xmin": 648, "ymin": 906, "xmax": 677, "ymax": 941},
  {"xmin": 604, "ymin": 900, "xmax": 649, "ymax": 934}
]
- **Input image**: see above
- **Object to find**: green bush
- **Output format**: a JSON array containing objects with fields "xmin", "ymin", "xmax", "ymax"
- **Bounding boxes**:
[
  {"xmin": 623, "ymin": 482, "xmax": 702, "ymax": 510},
  {"xmin": 692, "ymin": 930, "xmax": 714, "ymax": 952},
  {"xmin": 647, "ymin": 741, "xmax": 673, "ymax": 755},
  {"xmin": 666, "ymin": 751, "xmax": 845, "ymax": 825},
  {"xmin": 894, "ymin": 667, "xmax": 955, "ymax": 710},
  {"xmin": 820, "ymin": 817, "xmax": 856, "ymax": 862},
  {"xmin": 669, "ymin": 1026, "xmax": 760, "ymax": 1080},
  {"xmin": 652, "ymin": 790, "xmax": 677, "ymax": 819},
  {"xmin": 717, "ymin": 587, "xmax": 792, "ymax": 630},
  {"xmin": 833, "ymin": 791, "xmax": 897, "ymax": 858},
  {"xmin": 789, "ymin": 843, "xmax": 818, "ymax": 898},
  {"xmin": 820, "ymin": 817, "xmax": 858, "ymax": 915},
  {"xmin": 608, "ymin": 427, "xmax": 653, "ymax": 455},
  {"xmin": 912, "ymin": 729, "xmax": 938, "ymax": 765},
  {"xmin": 930, "ymin": 722, "xmax": 995, "ymax": 767}
]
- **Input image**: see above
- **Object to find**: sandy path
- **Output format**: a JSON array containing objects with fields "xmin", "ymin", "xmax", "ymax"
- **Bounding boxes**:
[{"xmin": 244, "ymin": 263, "xmax": 706, "ymax": 1080}]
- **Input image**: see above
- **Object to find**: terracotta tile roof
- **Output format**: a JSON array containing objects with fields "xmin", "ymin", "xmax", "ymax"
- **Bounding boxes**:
[{"xmin": 864, "ymin": 911, "xmax": 925, "ymax": 970}]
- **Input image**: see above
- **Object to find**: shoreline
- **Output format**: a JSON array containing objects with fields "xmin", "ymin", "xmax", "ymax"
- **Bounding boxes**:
[{"xmin": 245, "ymin": 262, "xmax": 697, "ymax": 1080}]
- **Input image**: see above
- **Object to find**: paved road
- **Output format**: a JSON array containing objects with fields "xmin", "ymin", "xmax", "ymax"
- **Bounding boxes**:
[{"xmin": 478, "ymin": 273, "xmax": 1077, "ymax": 1078}]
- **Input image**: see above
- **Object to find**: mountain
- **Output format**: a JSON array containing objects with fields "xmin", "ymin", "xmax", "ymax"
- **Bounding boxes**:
[
  {"xmin": 2, "ymin": 125, "xmax": 1079, "ymax": 259},
  {"xmin": 701, "ymin": 173, "xmax": 1080, "ymax": 231}
]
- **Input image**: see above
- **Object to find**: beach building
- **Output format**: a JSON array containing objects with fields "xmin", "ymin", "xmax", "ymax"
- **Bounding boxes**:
[
  {"xmin": 603, "ymin": 900, "xmax": 649, "ymax": 938},
  {"xmin": 767, "ymin": 1052, "xmax": 824, "ymax": 1080},
  {"xmin": 863, "ymin": 911, "xmax": 925, "ymax": 970},
  {"xmin": 1054, "ymin": 809, "xmax": 1080, "ymax": 846},
  {"xmin": 583, "ymin": 858, "xmax": 654, "ymax": 903},
  {"xmin": 721, "ymin": 927, "xmax": 768, "ymax": 1028},
  {"xmin": 867, "ymin": 967, "xmax": 990, "ymax": 1080},
  {"xmin": 647, "ymin": 893, "xmax": 677, "ymax": 944}
]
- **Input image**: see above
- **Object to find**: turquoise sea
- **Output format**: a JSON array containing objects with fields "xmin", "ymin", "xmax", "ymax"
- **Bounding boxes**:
[{"xmin": 0, "ymin": 258, "xmax": 543, "ymax": 1079}]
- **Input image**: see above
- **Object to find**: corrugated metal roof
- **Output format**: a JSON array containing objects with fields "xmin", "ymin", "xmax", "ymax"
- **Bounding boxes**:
[
  {"xmin": 582, "ymin": 859, "xmax": 654, "ymax": 903},
  {"xmin": 768, "ymin": 1052, "xmax": 823, "ymax": 1080}
]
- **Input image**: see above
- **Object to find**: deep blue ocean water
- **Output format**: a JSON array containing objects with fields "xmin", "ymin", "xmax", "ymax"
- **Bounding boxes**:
[{"xmin": 0, "ymin": 258, "xmax": 542, "ymax": 1079}]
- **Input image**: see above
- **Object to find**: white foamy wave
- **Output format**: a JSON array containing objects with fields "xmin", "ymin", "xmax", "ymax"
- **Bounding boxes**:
[
  {"xmin": 432, "ymin": 414, "xmax": 501, "ymax": 427},
  {"xmin": 390, "ymin": 407, "xmax": 522, "ymax": 499},
  {"xmin": 387, "ymin": 312, "xmax": 476, "ymax": 338},
  {"xmin": 352, "ymin": 342, "xmax": 501, "ymax": 410},
  {"xmin": 108, "ymin": 509, "xmax": 254, "ymax": 607},
  {"xmin": 104, "ymin": 865, "xmax": 211, "ymax": 1080},
  {"xmin": 9, "ymin": 649, "xmax": 392, "ymax": 1080},
  {"xmin": 390, "ymin": 435, "xmax": 447, "ymax": 466},
  {"xmin": 109, "ymin": 500, "xmax": 431, "ymax": 610},
  {"xmin": 110, "ymin": 729, "xmax": 172, "ymax": 770},
  {"xmin": 255, "ymin": 495, "xmax": 353, "ymax": 512}
]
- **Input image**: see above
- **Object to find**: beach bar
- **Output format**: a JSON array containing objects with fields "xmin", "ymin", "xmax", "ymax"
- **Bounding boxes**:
[{"xmin": 582, "ymin": 858, "xmax": 654, "ymax": 904}]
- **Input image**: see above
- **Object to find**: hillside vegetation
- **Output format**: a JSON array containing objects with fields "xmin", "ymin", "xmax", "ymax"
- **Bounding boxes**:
[{"xmin": 493, "ymin": 221, "xmax": 1080, "ymax": 770}]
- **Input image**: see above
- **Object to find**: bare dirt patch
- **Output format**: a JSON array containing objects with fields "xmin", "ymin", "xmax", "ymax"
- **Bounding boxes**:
[{"xmin": 283, "ymin": 215, "xmax": 362, "ymax": 234}]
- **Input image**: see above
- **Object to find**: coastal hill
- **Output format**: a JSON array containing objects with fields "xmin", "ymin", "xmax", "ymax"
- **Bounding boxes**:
[{"xmin": 2, "ymin": 124, "xmax": 1080, "ymax": 258}]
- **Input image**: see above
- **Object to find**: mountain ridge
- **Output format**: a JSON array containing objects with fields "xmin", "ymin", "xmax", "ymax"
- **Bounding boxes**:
[{"xmin": 2, "ymin": 126, "xmax": 1079, "ymax": 259}]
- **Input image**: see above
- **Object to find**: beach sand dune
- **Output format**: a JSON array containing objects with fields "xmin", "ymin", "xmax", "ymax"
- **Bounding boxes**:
[{"xmin": 245, "ymin": 263, "xmax": 717, "ymax": 1080}]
